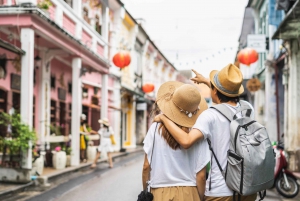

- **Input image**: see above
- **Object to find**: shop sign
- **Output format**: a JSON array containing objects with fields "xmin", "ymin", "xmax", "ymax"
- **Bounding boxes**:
[
  {"xmin": 247, "ymin": 34, "xmax": 266, "ymax": 53},
  {"xmin": 137, "ymin": 102, "xmax": 147, "ymax": 111},
  {"xmin": 246, "ymin": 78, "xmax": 261, "ymax": 92},
  {"xmin": 11, "ymin": 73, "xmax": 21, "ymax": 91}
]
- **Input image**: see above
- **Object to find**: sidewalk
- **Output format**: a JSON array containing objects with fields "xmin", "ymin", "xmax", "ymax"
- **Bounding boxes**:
[{"xmin": 0, "ymin": 146, "xmax": 143, "ymax": 199}]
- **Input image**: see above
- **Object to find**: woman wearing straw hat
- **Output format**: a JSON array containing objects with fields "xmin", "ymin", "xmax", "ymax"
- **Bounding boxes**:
[
  {"xmin": 154, "ymin": 64, "xmax": 256, "ymax": 201},
  {"xmin": 142, "ymin": 81, "xmax": 210, "ymax": 201},
  {"xmin": 90, "ymin": 118, "xmax": 114, "ymax": 168}
]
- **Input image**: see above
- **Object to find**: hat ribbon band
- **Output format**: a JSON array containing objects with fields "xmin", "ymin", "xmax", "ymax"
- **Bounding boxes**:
[
  {"xmin": 214, "ymin": 73, "xmax": 239, "ymax": 94},
  {"xmin": 172, "ymin": 100, "xmax": 200, "ymax": 118}
]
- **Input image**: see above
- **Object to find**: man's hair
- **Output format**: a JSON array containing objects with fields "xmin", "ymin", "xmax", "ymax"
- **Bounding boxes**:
[{"xmin": 211, "ymin": 82, "xmax": 240, "ymax": 103}]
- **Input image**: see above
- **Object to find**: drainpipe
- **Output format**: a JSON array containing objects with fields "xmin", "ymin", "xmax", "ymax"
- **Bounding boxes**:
[{"xmin": 274, "ymin": 64, "xmax": 281, "ymax": 142}]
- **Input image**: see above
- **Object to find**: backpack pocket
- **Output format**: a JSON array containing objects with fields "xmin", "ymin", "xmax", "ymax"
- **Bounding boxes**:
[{"xmin": 226, "ymin": 150, "xmax": 244, "ymax": 194}]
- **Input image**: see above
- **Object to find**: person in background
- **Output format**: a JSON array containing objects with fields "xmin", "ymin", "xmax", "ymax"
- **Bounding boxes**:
[
  {"xmin": 90, "ymin": 118, "xmax": 114, "ymax": 169},
  {"xmin": 80, "ymin": 114, "xmax": 89, "ymax": 163},
  {"xmin": 143, "ymin": 81, "xmax": 210, "ymax": 201}
]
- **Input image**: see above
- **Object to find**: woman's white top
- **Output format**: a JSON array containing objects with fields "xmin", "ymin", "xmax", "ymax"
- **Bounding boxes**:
[
  {"xmin": 143, "ymin": 123, "xmax": 210, "ymax": 188},
  {"xmin": 98, "ymin": 126, "xmax": 114, "ymax": 138}
]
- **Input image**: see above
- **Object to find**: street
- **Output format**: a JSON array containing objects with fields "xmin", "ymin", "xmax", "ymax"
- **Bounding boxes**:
[
  {"xmin": 26, "ymin": 152, "xmax": 144, "ymax": 201},
  {"xmin": 24, "ymin": 151, "xmax": 297, "ymax": 201},
  {"xmin": 54, "ymin": 154, "xmax": 144, "ymax": 201}
]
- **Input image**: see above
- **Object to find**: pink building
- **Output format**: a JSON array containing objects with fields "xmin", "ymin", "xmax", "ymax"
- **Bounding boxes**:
[{"xmin": 0, "ymin": 0, "xmax": 117, "ymax": 169}]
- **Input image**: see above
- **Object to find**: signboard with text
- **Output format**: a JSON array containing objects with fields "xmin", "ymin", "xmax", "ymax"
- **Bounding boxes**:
[{"xmin": 247, "ymin": 34, "xmax": 266, "ymax": 53}]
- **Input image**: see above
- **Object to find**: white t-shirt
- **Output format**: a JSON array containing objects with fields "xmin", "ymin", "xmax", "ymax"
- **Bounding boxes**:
[
  {"xmin": 193, "ymin": 101, "xmax": 254, "ymax": 197},
  {"xmin": 98, "ymin": 126, "xmax": 114, "ymax": 138},
  {"xmin": 143, "ymin": 123, "xmax": 210, "ymax": 188}
]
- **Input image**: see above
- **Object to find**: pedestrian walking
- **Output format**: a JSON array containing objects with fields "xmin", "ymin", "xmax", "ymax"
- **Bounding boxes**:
[
  {"xmin": 90, "ymin": 118, "xmax": 114, "ymax": 169},
  {"xmin": 141, "ymin": 81, "xmax": 210, "ymax": 201},
  {"xmin": 154, "ymin": 64, "xmax": 258, "ymax": 201},
  {"xmin": 80, "ymin": 114, "xmax": 89, "ymax": 163}
]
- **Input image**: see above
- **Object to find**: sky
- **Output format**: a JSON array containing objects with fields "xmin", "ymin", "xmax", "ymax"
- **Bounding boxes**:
[{"xmin": 122, "ymin": 0, "xmax": 249, "ymax": 78}]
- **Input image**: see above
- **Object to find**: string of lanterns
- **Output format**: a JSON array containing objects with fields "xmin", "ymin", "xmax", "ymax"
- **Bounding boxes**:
[{"xmin": 175, "ymin": 46, "xmax": 235, "ymax": 66}]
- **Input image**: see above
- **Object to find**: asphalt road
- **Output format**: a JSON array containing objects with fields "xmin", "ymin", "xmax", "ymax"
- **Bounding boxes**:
[
  {"xmin": 22, "ymin": 150, "xmax": 299, "ymax": 201},
  {"xmin": 54, "ymin": 154, "xmax": 144, "ymax": 201},
  {"xmin": 26, "ymin": 152, "xmax": 144, "ymax": 201}
]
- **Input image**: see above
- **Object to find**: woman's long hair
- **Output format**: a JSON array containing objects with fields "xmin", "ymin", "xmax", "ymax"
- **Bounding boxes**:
[{"xmin": 150, "ymin": 103, "xmax": 189, "ymax": 150}]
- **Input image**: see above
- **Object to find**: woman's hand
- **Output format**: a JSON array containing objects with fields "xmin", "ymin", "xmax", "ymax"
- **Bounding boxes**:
[{"xmin": 153, "ymin": 114, "xmax": 165, "ymax": 123}]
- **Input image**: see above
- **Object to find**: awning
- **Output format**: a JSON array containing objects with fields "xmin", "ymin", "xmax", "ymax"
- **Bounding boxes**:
[
  {"xmin": 272, "ymin": 0, "xmax": 300, "ymax": 39},
  {"xmin": 121, "ymin": 86, "xmax": 144, "ymax": 97},
  {"xmin": 82, "ymin": 103, "xmax": 121, "ymax": 111},
  {"xmin": 0, "ymin": 39, "xmax": 25, "ymax": 55}
]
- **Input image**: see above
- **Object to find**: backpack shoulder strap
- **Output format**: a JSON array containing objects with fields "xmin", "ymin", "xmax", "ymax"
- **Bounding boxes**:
[
  {"xmin": 210, "ymin": 104, "xmax": 234, "ymax": 122},
  {"xmin": 233, "ymin": 101, "xmax": 252, "ymax": 119}
]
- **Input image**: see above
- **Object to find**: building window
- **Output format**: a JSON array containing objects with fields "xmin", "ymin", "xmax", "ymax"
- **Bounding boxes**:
[
  {"xmin": 0, "ymin": 89, "xmax": 7, "ymax": 113},
  {"xmin": 59, "ymin": 102, "xmax": 67, "ymax": 135},
  {"xmin": 95, "ymin": 15, "xmax": 102, "ymax": 35},
  {"xmin": 51, "ymin": 75, "xmax": 56, "ymax": 89},
  {"xmin": 51, "ymin": 100, "xmax": 56, "ymax": 125},
  {"xmin": 83, "ymin": 7, "xmax": 90, "ymax": 24},
  {"xmin": 68, "ymin": 82, "xmax": 72, "ymax": 94},
  {"xmin": 12, "ymin": 92, "xmax": 20, "ymax": 113}
]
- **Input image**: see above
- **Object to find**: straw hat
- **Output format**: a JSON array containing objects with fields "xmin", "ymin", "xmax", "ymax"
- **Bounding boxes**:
[
  {"xmin": 98, "ymin": 118, "xmax": 109, "ymax": 126},
  {"xmin": 156, "ymin": 81, "xmax": 207, "ymax": 128},
  {"xmin": 209, "ymin": 63, "xmax": 244, "ymax": 97}
]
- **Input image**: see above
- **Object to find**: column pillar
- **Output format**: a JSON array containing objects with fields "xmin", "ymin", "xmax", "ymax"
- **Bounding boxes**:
[
  {"xmin": 101, "ymin": 75, "xmax": 108, "ymax": 119},
  {"xmin": 71, "ymin": 58, "xmax": 82, "ymax": 166},
  {"xmin": 72, "ymin": 0, "xmax": 82, "ymax": 16},
  {"xmin": 37, "ymin": 53, "xmax": 51, "ymax": 151},
  {"xmin": 102, "ymin": 5, "xmax": 109, "ymax": 50},
  {"xmin": 101, "ymin": 4, "xmax": 109, "ymax": 119},
  {"xmin": 20, "ymin": 28, "xmax": 35, "ymax": 169}
]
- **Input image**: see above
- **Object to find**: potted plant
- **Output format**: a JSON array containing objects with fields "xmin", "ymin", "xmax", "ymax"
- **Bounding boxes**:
[
  {"xmin": 64, "ymin": 146, "xmax": 72, "ymax": 167},
  {"xmin": 0, "ymin": 112, "xmax": 37, "ymax": 183},
  {"xmin": 52, "ymin": 146, "xmax": 67, "ymax": 169},
  {"xmin": 37, "ymin": 0, "xmax": 53, "ymax": 10}
]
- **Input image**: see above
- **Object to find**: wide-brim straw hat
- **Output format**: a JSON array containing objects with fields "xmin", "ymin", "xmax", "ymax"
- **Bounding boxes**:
[
  {"xmin": 156, "ymin": 81, "xmax": 208, "ymax": 128},
  {"xmin": 209, "ymin": 63, "xmax": 244, "ymax": 97},
  {"xmin": 98, "ymin": 118, "xmax": 109, "ymax": 126}
]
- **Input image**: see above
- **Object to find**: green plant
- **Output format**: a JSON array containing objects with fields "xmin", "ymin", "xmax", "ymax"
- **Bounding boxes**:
[
  {"xmin": 0, "ymin": 112, "xmax": 37, "ymax": 153},
  {"xmin": 37, "ymin": 0, "xmax": 53, "ymax": 10},
  {"xmin": 49, "ymin": 124, "xmax": 62, "ymax": 136}
]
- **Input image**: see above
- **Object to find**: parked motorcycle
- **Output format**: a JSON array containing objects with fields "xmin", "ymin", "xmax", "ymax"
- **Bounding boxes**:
[{"xmin": 273, "ymin": 144, "xmax": 299, "ymax": 198}]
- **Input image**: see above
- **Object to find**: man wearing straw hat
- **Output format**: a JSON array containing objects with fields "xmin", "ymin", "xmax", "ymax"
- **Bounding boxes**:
[{"xmin": 154, "ymin": 64, "xmax": 256, "ymax": 201}]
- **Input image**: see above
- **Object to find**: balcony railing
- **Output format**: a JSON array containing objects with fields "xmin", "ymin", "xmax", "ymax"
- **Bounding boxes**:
[{"xmin": 0, "ymin": 0, "xmax": 106, "ymax": 58}]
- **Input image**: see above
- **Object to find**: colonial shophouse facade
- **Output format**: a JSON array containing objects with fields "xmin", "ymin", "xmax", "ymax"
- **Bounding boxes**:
[{"xmin": 0, "ymin": 0, "xmax": 187, "ymax": 171}]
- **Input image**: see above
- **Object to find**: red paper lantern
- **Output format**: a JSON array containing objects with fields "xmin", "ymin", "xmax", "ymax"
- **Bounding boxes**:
[
  {"xmin": 237, "ymin": 48, "xmax": 259, "ymax": 66},
  {"xmin": 112, "ymin": 51, "xmax": 131, "ymax": 68},
  {"xmin": 142, "ymin": 83, "xmax": 155, "ymax": 93}
]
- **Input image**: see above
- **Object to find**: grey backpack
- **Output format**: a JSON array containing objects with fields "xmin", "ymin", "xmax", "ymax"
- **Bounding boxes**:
[{"xmin": 208, "ymin": 101, "xmax": 275, "ymax": 200}]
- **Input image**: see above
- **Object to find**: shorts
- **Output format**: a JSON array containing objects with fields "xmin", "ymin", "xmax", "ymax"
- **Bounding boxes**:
[{"xmin": 97, "ymin": 137, "xmax": 113, "ymax": 153}]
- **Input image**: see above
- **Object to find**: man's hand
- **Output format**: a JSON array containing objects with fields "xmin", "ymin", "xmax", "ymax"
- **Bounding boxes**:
[
  {"xmin": 191, "ymin": 69, "xmax": 211, "ymax": 88},
  {"xmin": 153, "ymin": 114, "xmax": 165, "ymax": 123}
]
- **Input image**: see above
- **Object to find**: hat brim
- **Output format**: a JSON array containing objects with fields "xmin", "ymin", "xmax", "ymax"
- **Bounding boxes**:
[
  {"xmin": 209, "ymin": 70, "xmax": 244, "ymax": 97},
  {"xmin": 157, "ymin": 81, "xmax": 208, "ymax": 128},
  {"xmin": 98, "ymin": 120, "xmax": 109, "ymax": 126}
]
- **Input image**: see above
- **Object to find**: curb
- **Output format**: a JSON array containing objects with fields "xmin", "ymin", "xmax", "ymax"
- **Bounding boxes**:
[
  {"xmin": 0, "ymin": 147, "xmax": 143, "ymax": 199},
  {"xmin": 0, "ymin": 181, "xmax": 34, "ymax": 198}
]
